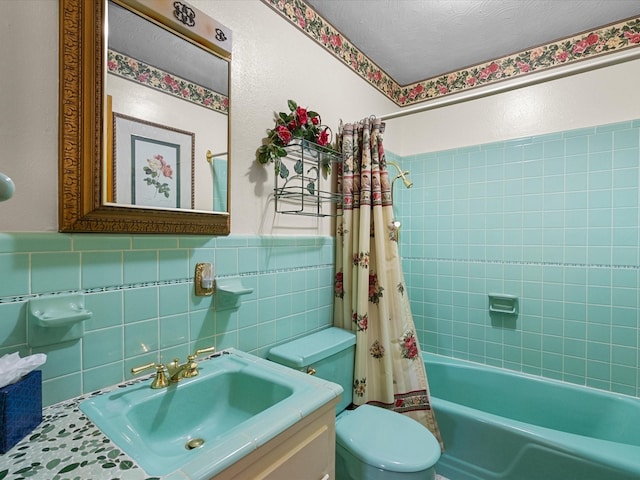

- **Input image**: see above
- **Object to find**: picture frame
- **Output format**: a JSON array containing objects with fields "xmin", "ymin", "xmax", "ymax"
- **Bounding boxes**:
[{"xmin": 112, "ymin": 113, "xmax": 195, "ymax": 209}]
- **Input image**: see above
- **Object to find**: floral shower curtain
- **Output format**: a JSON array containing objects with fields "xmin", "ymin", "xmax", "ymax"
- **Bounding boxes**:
[{"xmin": 333, "ymin": 117, "xmax": 443, "ymax": 449}]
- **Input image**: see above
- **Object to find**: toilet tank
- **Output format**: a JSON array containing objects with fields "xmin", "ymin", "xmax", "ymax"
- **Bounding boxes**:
[{"xmin": 268, "ymin": 327, "xmax": 356, "ymax": 414}]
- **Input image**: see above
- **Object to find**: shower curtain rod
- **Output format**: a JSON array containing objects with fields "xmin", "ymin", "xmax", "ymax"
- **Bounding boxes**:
[{"xmin": 379, "ymin": 48, "xmax": 640, "ymax": 121}]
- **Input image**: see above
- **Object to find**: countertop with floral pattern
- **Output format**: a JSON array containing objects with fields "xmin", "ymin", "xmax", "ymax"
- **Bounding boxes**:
[{"xmin": 0, "ymin": 382, "xmax": 158, "ymax": 480}]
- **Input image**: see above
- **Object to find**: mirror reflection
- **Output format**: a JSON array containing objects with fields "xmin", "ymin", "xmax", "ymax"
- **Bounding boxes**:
[
  {"xmin": 106, "ymin": 0, "xmax": 229, "ymax": 213},
  {"xmin": 58, "ymin": 0, "xmax": 231, "ymax": 234}
]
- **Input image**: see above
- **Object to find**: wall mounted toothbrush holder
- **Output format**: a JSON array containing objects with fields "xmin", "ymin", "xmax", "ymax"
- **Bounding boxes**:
[
  {"xmin": 194, "ymin": 262, "xmax": 216, "ymax": 296},
  {"xmin": 27, "ymin": 293, "xmax": 92, "ymax": 347},
  {"xmin": 216, "ymin": 277, "xmax": 253, "ymax": 311},
  {"xmin": 488, "ymin": 293, "xmax": 518, "ymax": 315}
]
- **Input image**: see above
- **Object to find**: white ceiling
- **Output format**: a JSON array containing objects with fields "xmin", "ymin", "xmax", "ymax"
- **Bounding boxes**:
[{"xmin": 305, "ymin": 0, "xmax": 640, "ymax": 86}]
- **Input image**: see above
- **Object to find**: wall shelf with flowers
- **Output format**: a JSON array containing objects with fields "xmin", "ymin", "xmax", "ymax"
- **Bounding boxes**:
[{"xmin": 257, "ymin": 100, "xmax": 342, "ymax": 217}]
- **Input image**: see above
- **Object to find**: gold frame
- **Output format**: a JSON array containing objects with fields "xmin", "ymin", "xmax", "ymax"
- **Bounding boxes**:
[{"xmin": 58, "ymin": 0, "xmax": 230, "ymax": 235}]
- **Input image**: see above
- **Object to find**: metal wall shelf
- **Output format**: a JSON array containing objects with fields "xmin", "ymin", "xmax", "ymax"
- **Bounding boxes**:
[{"xmin": 274, "ymin": 138, "xmax": 342, "ymax": 217}]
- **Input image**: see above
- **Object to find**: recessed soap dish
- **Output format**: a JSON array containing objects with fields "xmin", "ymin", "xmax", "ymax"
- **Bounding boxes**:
[{"xmin": 488, "ymin": 293, "xmax": 518, "ymax": 315}]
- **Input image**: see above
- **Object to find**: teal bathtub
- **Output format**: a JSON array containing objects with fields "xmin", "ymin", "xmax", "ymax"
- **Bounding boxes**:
[{"xmin": 424, "ymin": 353, "xmax": 640, "ymax": 480}]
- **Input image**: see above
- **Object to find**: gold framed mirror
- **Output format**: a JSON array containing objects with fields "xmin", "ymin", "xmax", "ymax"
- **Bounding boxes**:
[{"xmin": 59, "ymin": 0, "xmax": 231, "ymax": 235}]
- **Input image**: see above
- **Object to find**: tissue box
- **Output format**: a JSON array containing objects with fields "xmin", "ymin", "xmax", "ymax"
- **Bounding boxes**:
[{"xmin": 0, "ymin": 370, "xmax": 42, "ymax": 453}]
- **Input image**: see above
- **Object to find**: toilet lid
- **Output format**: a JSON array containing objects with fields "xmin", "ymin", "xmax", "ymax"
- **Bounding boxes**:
[{"xmin": 336, "ymin": 405, "xmax": 441, "ymax": 473}]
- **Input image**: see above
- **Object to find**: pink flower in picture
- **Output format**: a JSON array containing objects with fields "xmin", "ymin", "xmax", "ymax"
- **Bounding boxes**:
[{"xmin": 143, "ymin": 154, "xmax": 173, "ymax": 198}]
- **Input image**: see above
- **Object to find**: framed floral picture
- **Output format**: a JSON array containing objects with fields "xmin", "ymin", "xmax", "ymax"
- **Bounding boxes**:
[{"xmin": 112, "ymin": 113, "xmax": 195, "ymax": 209}]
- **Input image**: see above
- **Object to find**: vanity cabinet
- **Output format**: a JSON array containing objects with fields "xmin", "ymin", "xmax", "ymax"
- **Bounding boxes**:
[{"xmin": 213, "ymin": 398, "xmax": 338, "ymax": 479}]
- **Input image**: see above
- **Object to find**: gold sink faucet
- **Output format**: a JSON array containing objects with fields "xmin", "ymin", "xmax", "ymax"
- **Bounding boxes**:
[{"xmin": 132, "ymin": 346, "xmax": 216, "ymax": 389}]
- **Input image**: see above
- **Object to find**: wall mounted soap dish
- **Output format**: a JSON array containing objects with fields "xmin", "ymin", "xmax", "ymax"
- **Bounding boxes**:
[
  {"xmin": 488, "ymin": 293, "xmax": 518, "ymax": 315},
  {"xmin": 27, "ymin": 293, "xmax": 92, "ymax": 347},
  {"xmin": 216, "ymin": 278, "xmax": 253, "ymax": 311}
]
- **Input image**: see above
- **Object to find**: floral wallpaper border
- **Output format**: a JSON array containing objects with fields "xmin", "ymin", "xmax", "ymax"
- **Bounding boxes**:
[
  {"xmin": 107, "ymin": 50, "xmax": 229, "ymax": 115},
  {"xmin": 262, "ymin": 0, "xmax": 640, "ymax": 107}
]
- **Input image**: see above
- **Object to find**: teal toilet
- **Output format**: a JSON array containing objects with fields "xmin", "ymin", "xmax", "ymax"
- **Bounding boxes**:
[{"xmin": 268, "ymin": 327, "xmax": 441, "ymax": 480}]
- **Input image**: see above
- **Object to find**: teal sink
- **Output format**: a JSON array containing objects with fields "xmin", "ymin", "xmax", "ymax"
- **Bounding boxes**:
[{"xmin": 80, "ymin": 349, "xmax": 342, "ymax": 478}]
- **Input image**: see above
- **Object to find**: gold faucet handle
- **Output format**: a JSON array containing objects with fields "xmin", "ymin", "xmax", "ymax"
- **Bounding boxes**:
[
  {"xmin": 131, "ymin": 362, "xmax": 169, "ymax": 389},
  {"xmin": 183, "ymin": 346, "xmax": 215, "ymax": 378},
  {"xmin": 195, "ymin": 346, "xmax": 216, "ymax": 357},
  {"xmin": 131, "ymin": 362, "xmax": 157, "ymax": 375},
  {"xmin": 188, "ymin": 346, "xmax": 216, "ymax": 362}
]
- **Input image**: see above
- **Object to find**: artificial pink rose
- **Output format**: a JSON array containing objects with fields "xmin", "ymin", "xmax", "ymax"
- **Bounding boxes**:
[
  {"xmin": 317, "ymin": 128, "xmax": 330, "ymax": 146},
  {"xmin": 311, "ymin": 116, "xmax": 319, "ymax": 125},
  {"xmin": 295, "ymin": 106, "xmax": 308, "ymax": 126},
  {"xmin": 275, "ymin": 125, "xmax": 292, "ymax": 145}
]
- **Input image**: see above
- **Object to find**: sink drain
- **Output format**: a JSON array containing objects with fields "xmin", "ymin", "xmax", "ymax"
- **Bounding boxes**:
[{"xmin": 185, "ymin": 438, "xmax": 205, "ymax": 450}]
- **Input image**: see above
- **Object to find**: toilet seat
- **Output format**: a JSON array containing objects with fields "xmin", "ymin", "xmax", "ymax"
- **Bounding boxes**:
[{"xmin": 336, "ymin": 405, "xmax": 441, "ymax": 473}]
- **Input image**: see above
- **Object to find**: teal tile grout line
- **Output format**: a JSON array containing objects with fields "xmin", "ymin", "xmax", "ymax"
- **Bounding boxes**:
[
  {"xmin": 0, "ymin": 264, "xmax": 334, "ymax": 305},
  {"xmin": 403, "ymin": 257, "xmax": 640, "ymax": 270}
]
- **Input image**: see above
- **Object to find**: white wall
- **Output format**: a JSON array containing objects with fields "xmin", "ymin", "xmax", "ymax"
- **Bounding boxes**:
[
  {"xmin": 201, "ymin": 1, "xmax": 397, "ymax": 235},
  {"xmin": 1, "ymin": 0, "xmax": 638, "ymax": 233},
  {"xmin": 0, "ymin": 1, "xmax": 59, "ymax": 232},
  {"xmin": 389, "ymin": 58, "xmax": 640, "ymax": 156}
]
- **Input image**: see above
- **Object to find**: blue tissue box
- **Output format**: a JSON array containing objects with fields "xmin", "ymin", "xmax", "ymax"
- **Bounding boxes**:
[{"xmin": 0, "ymin": 370, "xmax": 42, "ymax": 453}]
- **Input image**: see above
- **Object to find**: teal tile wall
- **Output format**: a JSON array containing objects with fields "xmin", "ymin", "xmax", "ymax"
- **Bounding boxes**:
[
  {"xmin": 395, "ymin": 120, "xmax": 640, "ymax": 397},
  {"xmin": 0, "ymin": 234, "xmax": 334, "ymax": 406}
]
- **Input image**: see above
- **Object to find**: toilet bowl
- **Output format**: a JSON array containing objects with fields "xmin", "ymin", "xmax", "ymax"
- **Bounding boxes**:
[{"xmin": 268, "ymin": 327, "xmax": 441, "ymax": 480}]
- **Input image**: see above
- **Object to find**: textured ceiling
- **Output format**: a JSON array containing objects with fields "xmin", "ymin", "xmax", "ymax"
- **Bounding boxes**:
[{"xmin": 305, "ymin": 0, "xmax": 640, "ymax": 86}]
